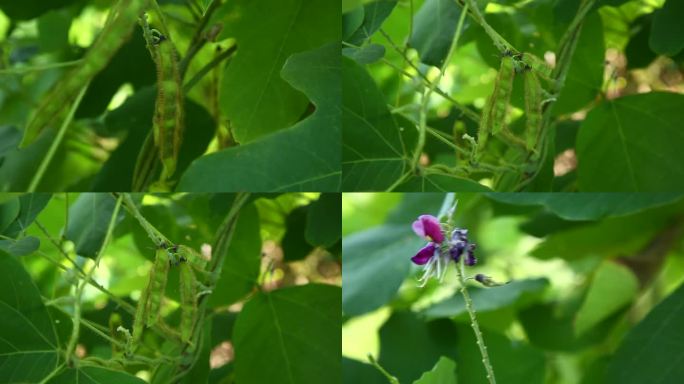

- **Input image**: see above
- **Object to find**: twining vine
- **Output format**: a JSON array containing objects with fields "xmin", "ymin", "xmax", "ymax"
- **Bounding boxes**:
[
  {"xmin": 14, "ymin": 0, "xmax": 237, "ymax": 192},
  {"xmin": 358, "ymin": 0, "xmax": 597, "ymax": 191}
]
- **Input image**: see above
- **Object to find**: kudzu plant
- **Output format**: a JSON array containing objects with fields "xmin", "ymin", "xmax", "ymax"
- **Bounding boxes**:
[{"xmin": 0, "ymin": 192, "xmax": 342, "ymax": 384}]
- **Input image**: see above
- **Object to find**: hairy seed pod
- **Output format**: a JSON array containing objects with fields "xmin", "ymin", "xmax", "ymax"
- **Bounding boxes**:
[
  {"xmin": 176, "ymin": 244, "xmax": 208, "ymax": 270},
  {"xmin": 152, "ymin": 33, "xmax": 184, "ymax": 181},
  {"xmin": 22, "ymin": 0, "xmax": 149, "ymax": 147},
  {"xmin": 131, "ymin": 258, "xmax": 154, "ymax": 352},
  {"xmin": 146, "ymin": 247, "xmax": 170, "ymax": 326},
  {"xmin": 179, "ymin": 262, "xmax": 198, "ymax": 343},
  {"xmin": 521, "ymin": 52, "xmax": 552, "ymax": 80},
  {"xmin": 478, "ymin": 54, "xmax": 515, "ymax": 153},
  {"xmin": 524, "ymin": 71, "xmax": 543, "ymax": 151}
]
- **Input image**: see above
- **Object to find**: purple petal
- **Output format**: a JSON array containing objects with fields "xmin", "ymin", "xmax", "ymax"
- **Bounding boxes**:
[
  {"xmin": 465, "ymin": 243, "xmax": 477, "ymax": 266},
  {"xmin": 411, "ymin": 243, "xmax": 436, "ymax": 265},
  {"xmin": 412, "ymin": 215, "xmax": 444, "ymax": 243},
  {"xmin": 449, "ymin": 241, "xmax": 465, "ymax": 261}
]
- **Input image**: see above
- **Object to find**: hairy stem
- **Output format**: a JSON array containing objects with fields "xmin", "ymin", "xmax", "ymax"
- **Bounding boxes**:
[
  {"xmin": 65, "ymin": 194, "xmax": 122, "ymax": 366},
  {"xmin": 183, "ymin": 43, "xmax": 237, "ymax": 93},
  {"xmin": 368, "ymin": 354, "xmax": 400, "ymax": 384},
  {"xmin": 413, "ymin": 3, "xmax": 469, "ymax": 170},
  {"xmin": 28, "ymin": 83, "xmax": 88, "ymax": 192}
]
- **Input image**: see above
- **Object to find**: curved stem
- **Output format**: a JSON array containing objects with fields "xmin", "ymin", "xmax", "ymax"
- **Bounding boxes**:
[
  {"xmin": 455, "ymin": 260, "xmax": 497, "ymax": 384},
  {"xmin": 412, "ymin": 2, "xmax": 469, "ymax": 170},
  {"xmin": 28, "ymin": 83, "xmax": 88, "ymax": 192},
  {"xmin": 65, "ymin": 194, "xmax": 122, "ymax": 366}
]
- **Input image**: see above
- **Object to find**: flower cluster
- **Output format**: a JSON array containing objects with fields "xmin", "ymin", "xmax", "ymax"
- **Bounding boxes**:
[{"xmin": 411, "ymin": 214, "xmax": 477, "ymax": 286}]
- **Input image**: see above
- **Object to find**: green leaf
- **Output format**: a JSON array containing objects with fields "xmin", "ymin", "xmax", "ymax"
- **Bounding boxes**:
[
  {"xmin": 65, "ymin": 193, "xmax": 121, "ymax": 259},
  {"xmin": 93, "ymin": 87, "xmax": 215, "ymax": 191},
  {"xmin": 413, "ymin": 357, "xmax": 458, "ymax": 384},
  {"xmin": 456, "ymin": 325, "xmax": 545, "ymax": 384},
  {"xmin": 649, "ymin": 0, "xmax": 684, "ymax": 56},
  {"xmin": 0, "ymin": 251, "xmax": 59, "ymax": 383},
  {"xmin": 0, "ymin": 0, "xmax": 74, "ymax": 20},
  {"xmin": 342, "ymin": 6, "xmax": 365, "ymax": 40},
  {"xmin": 574, "ymin": 261, "xmax": 638, "ymax": 337},
  {"xmin": 282, "ymin": 205, "xmax": 313, "ymax": 261},
  {"xmin": 409, "ymin": 0, "xmax": 468, "ymax": 67},
  {"xmin": 306, "ymin": 193, "xmax": 341, "ymax": 248},
  {"xmin": 485, "ymin": 193, "xmax": 684, "ymax": 220},
  {"xmin": 342, "ymin": 43, "xmax": 386, "ymax": 64},
  {"xmin": 46, "ymin": 366, "xmax": 147, "ymax": 384},
  {"xmin": 0, "ymin": 236, "xmax": 40, "ymax": 256},
  {"xmin": 208, "ymin": 203, "xmax": 262, "ymax": 307},
  {"xmin": 422, "ymin": 278, "xmax": 549, "ymax": 320},
  {"xmin": 342, "ymin": 57, "xmax": 409, "ymax": 191},
  {"xmin": 346, "ymin": 0, "xmax": 397, "ymax": 45},
  {"xmin": 216, "ymin": 0, "xmax": 339, "ymax": 143},
  {"xmin": 233, "ymin": 284, "xmax": 341, "ymax": 384},
  {"xmin": 2, "ymin": 193, "xmax": 51, "ymax": 237},
  {"xmin": 0, "ymin": 196, "xmax": 21, "ymax": 233},
  {"xmin": 378, "ymin": 312, "xmax": 458, "ymax": 383},
  {"xmin": 605, "ymin": 281, "xmax": 684, "ymax": 383},
  {"xmin": 552, "ymin": 13, "xmax": 604, "ymax": 115},
  {"xmin": 530, "ymin": 208, "xmax": 673, "ymax": 260},
  {"xmin": 576, "ymin": 92, "xmax": 684, "ymax": 191},
  {"xmin": 342, "ymin": 225, "xmax": 422, "ymax": 316},
  {"xmin": 177, "ymin": 43, "xmax": 341, "ymax": 192},
  {"xmin": 395, "ymin": 173, "xmax": 491, "ymax": 191},
  {"xmin": 37, "ymin": 10, "xmax": 71, "ymax": 53}
]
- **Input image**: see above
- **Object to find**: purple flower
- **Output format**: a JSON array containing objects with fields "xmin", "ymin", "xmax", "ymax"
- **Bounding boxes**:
[
  {"xmin": 412, "ymin": 215, "xmax": 444, "ymax": 243},
  {"xmin": 465, "ymin": 243, "xmax": 477, "ymax": 266},
  {"xmin": 411, "ymin": 243, "xmax": 438, "ymax": 265}
]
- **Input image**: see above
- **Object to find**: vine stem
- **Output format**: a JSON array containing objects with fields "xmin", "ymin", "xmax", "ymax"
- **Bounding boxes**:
[
  {"xmin": 412, "ymin": 2, "xmax": 469, "ymax": 170},
  {"xmin": 27, "ymin": 82, "xmax": 88, "ymax": 192},
  {"xmin": 64, "ymin": 194, "xmax": 123, "ymax": 366},
  {"xmin": 455, "ymin": 261, "xmax": 496, "ymax": 383},
  {"xmin": 118, "ymin": 193, "xmax": 171, "ymax": 246},
  {"xmin": 442, "ymin": 193, "xmax": 496, "ymax": 384}
]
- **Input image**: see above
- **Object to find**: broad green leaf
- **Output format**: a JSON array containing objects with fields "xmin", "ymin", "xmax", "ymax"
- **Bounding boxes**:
[
  {"xmin": 208, "ymin": 203, "xmax": 261, "ymax": 307},
  {"xmin": 342, "ymin": 57, "xmax": 409, "ymax": 191},
  {"xmin": 342, "ymin": 43, "xmax": 386, "ymax": 64},
  {"xmin": 233, "ymin": 284, "xmax": 341, "ymax": 384},
  {"xmin": 395, "ymin": 173, "xmax": 491, "ymax": 192},
  {"xmin": 576, "ymin": 92, "xmax": 684, "ymax": 191},
  {"xmin": 306, "ymin": 193, "xmax": 341, "ymax": 248},
  {"xmin": 605, "ymin": 281, "xmax": 684, "ymax": 383},
  {"xmin": 649, "ymin": 0, "xmax": 684, "ymax": 56},
  {"xmin": 410, "ymin": 0, "xmax": 468, "ymax": 67},
  {"xmin": 378, "ymin": 312, "xmax": 458, "ymax": 383},
  {"xmin": 46, "ymin": 366, "xmax": 146, "ymax": 384},
  {"xmin": 0, "ymin": 197, "xmax": 20, "ymax": 232},
  {"xmin": 422, "ymin": 278, "xmax": 549, "ymax": 320},
  {"xmin": 574, "ymin": 261, "xmax": 638, "ymax": 337},
  {"xmin": 486, "ymin": 193, "xmax": 684, "ymax": 220},
  {"xmin": 413, "ymin": 357, "xmax": 457, "ymax": 384},
  {"xmin": 552, "ymin": 13, "xmax": 604, "ymax": 115},
  {"xmin": 0, "ymin": 236, "xmax": 40, "ymax": 256},
  {"xmin": 0, "ymin": 0, "xmax": 74, "ymax": 20},
  {"xmin": 519, "ymin": 301, "xmax": 619, "ymax": 352},
  {"xmin": 2, "ymin": 193, "xmax": 51, "ymax": 237},
  {"xmin": 456, "ymin": 325, "xmax": 545, "ymax": 384},
  {"xmin": 93, "ymin": 87, "xmax": 215, "ymax": 191},
  {"xmin": 0, "ymin": 251, "xmax": 59, "ymax": 383},
  {"xmin": 530, "ymin": 208, "xmax": 673, "ymax": 260},
  {"xmin": 282, "ymin": 206, "xmax": 314, "ymax": 261},
  {"xmin": 177, "ymin": 43, "xmax": 341, "ymax": 192},
  {"xmin": 346, "ymin": 0, "xmax": 397, "ymax": 45},
  {"xmin": 342, "ymin": 225, "xmax": 422, "ymax": 316},
  {"xmin": 65, "ymin": 193, "xmax": 122, "ymax": 259},
  {"xmin": 342, "ymin": 6, "xmax": 365, "ymax": 40},
  {"xmin": 215, "ymin": 0, "xmax": 339, "ymax": 143},
  {"xmin": 37, "ymin": 10, "xmax": 71, "ymax": 53}
]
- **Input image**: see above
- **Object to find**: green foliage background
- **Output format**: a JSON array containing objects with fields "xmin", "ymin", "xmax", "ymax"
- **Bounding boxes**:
[
  {"xmin": 342, "ymin": 193, "xmax": 684, "ymax": 383},
  {"xmin": 0, "ymin": 193, "xmax": 341, "ymax": 384}
]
